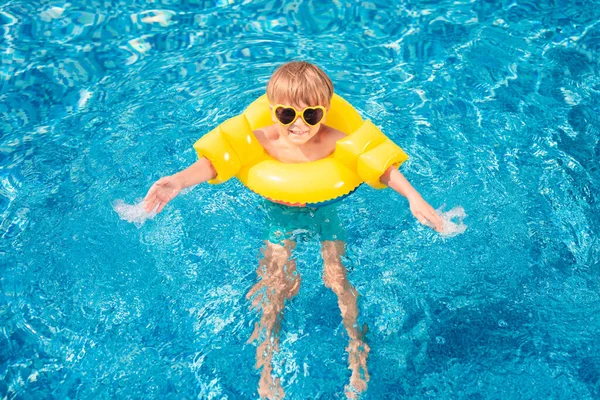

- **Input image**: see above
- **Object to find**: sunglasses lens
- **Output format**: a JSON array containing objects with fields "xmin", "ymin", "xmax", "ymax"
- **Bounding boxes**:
[
  {"xmin": 275, "ymin": 107, "xmax": 296, "ymax": 125},
  {"xmin": 303, "ymin": 108, "xmax": 324, "ymax": 126}
]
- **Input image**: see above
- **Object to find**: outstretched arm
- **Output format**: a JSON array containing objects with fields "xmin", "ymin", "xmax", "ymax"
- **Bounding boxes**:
[
  {"xmin": 380, "ymin": 166, "xmax": 443, "ymax": 232},
  {"xmin": 144, "ymin": 157, "xmax": 216, "ymax": 213}
]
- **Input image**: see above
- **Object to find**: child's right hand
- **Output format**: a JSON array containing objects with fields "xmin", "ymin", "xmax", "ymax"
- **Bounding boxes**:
[{"xmin": 144, "ymin": 176, "xmax": 182, "ymax": 213}]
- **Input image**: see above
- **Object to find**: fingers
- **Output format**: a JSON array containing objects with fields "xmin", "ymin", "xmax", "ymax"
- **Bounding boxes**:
[
  {"xmin": 144, "ymin": 200, "xmax": 158, "ymax": 213},
  {"xmin": 434, "ymin": 214, "xmax": 444, "ymax": 232},
  {"xmin": 145, "ymin": 177, "xmax": 170, "ymax": 200},
  {"xmin": 416, "ymin": 212, "xmax": 431, "ymax": 227},
  {"xmin": 144, "ymin": 192, "xmax": 168, "ymax": 213},
  {"xmin": 144, "ymin": 185, "xmax": 156, "ymax": 202},
  {"xmin": 427, "ymin": 212, "xmax": 443, "ymax": 232},
  {"xmin": 144, "ymin": 181, "xmax": 160, "ymax": 212},
  {"xmin": 144, "ymin": 194, "xmax": 157, "ymax": 212},
  {"xmin": 427, "ymin": 209, "xmax": 443, "ymax": 232},
  {"xmin": 416, "ymin": 209, "xmax": 444, "ymax": 232},
  {"xmin": 144, "ymin": 177, "xmax": 173, "ymax": 213}
]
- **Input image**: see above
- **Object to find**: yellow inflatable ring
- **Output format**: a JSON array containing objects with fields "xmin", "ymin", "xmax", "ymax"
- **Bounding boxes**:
[{"xmin": 193, "ymin": 94, "xmax": 409, "ymax": 207}]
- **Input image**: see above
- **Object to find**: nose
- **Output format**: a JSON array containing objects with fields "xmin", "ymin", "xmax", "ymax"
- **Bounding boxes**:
[{"xmin": 290, "ymin": 115, "xmax": 308, "ymax": 129}]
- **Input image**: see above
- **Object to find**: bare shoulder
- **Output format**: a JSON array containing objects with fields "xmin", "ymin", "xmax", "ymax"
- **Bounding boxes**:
[
  {"xmin": 321, "ymin": 124, "xmax": 347, "ymax": 143},
  {"xmin": 253, "ymin": 125, "xmax": 277, "ymax": 145}
]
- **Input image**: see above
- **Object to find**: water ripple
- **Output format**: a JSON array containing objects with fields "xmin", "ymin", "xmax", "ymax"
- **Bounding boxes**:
[{"xmin": 2, "ymin": 0, "xmax": 600, "ymax": 398}]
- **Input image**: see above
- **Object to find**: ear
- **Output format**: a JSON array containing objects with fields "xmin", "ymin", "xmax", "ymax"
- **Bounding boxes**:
[{"xmin": 269, "ymin": 105, "xmax": 278, "ymax": 123}]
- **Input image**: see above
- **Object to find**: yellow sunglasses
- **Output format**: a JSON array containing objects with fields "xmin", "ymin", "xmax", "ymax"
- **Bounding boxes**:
[{"xmin": 270, "ymin": 104, "xmax": 327, "ymax": 127}]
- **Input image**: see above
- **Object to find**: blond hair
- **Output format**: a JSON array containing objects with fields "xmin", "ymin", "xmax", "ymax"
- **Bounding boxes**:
[{"xmin": 266, "ymin": 61, "xmax": 334, "ymax": 107}]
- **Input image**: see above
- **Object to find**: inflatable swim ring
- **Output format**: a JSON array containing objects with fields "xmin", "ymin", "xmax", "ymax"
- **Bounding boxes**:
[{"xmin": 193, "ymin": 94, "xmax": 409, "ymax": 207}]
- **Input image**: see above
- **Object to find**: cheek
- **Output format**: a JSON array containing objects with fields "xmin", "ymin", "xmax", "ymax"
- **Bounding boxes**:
[
  {"xmin": 309, "ymin": 124, "xmax": 321, "ymax": 135},
  {"xmin": 276, "ymin": 124, "xmax": 288, "ymax": 135}
]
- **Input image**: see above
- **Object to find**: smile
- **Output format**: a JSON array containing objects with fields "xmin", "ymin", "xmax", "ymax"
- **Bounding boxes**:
[{"xmin": 289, "ymin": 129, "xmax": 308, "ymax": 136}]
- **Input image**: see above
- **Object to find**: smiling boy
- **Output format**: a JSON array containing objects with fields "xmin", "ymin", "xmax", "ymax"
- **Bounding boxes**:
[{"xmin": 144, "ymin": 61, "xmax": 441, "ymax": 399}]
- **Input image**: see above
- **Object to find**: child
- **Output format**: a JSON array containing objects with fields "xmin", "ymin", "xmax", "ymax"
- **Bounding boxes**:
[{"xmin": 144, "ymin": 61, "xmax": 442, "ymax": 399}]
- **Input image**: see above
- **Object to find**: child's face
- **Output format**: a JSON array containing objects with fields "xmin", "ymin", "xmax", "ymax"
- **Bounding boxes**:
[{"xmin": 271, "ymin": 100, "xmax": 326, "ymax": 145}]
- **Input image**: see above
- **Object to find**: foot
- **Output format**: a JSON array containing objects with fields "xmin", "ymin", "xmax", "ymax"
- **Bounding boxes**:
[
  {"xmin": 258, "ymin": 368, "xmax": 285, "ymax": 400},
  {"xmin": 344, "ymin": 339, "xmax": 370, "ymax": 399}
]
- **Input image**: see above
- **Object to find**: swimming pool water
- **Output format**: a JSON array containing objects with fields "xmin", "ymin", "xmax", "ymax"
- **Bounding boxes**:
[{"xmin": 1, "ymin": 0, "xmax": 600, "ymax": 398}]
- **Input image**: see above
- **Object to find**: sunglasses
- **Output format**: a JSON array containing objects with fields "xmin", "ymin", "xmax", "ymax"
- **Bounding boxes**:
[{"xmin": 271, "ymin": 104, "xmax": 327, "ymax": 127}]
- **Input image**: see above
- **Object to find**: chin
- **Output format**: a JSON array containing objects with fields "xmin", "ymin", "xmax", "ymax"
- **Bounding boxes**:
[{"xmin": 287, "ymin": 133, "xmax": 311, "ymax": 143}]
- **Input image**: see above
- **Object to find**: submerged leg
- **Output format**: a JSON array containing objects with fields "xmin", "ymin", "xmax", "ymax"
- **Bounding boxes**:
[
  {"xmin": 247, "ymin": 240, "xmax": 300, "ymax": 399},
  {"xmin": 321, "ymin": 240, "xmax": 370, "ymax": 399}
]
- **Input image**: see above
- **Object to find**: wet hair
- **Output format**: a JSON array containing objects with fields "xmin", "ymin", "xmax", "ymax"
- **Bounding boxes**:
[{"xmin": 266, "ymin": 61, "xmax": 334, "ymax": 107}]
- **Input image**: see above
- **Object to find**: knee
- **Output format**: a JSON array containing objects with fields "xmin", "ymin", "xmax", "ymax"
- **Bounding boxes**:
[
  {"xmin": 323, "ymin": 262, "xmax": 349, "ymax": 294},
  {"xmin": 260, "ymin": 245, "xmax": 301, "ymax": 299},
  {"xmin": 326, "ymin": 281, "xmax": 346, "ymax": 296},
  {"xmin": 262, "ymin": 241, "xmax": 294, "ymax": 267},
  {"xmin": 283, "ymin": 270, "xmax": 301, "ymax": 299},
  {"xmin": 264, "ymin": 246, "xmax": 287, "ymax": 265},
  {"xmin": 321, "ymin": 240, "xmax": 344, "ymax": 264}
]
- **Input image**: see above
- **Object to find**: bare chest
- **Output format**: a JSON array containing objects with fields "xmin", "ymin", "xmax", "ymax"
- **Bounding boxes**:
[{"xmin": 262, "ymin": 142, "xmax": 335, "ymax": 163}]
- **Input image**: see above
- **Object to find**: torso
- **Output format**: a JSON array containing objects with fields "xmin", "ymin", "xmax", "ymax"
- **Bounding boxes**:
[{"xmin": 253, "ymin": 124, "xmax": 347, "ymax": 163}]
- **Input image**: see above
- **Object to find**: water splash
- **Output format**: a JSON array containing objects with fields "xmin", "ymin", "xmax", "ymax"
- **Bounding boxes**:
[
  {"xmin": 429, "ymin": 205, "xmax": 468, "ymax": 237},
  {"xmin": 112, "ymin": 199, "xmax": 156, "ymax": 228}
]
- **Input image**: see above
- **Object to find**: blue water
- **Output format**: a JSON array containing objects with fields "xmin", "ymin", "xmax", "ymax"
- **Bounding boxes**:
[{"xmin": 1, "ymin": 0, "xmax": 599, "ymax": 398}]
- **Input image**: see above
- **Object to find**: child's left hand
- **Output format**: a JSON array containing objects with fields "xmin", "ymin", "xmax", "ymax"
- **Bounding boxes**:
[{"xmin": 409, "ymin": 195, "xmax": 443, "ymax": 232}]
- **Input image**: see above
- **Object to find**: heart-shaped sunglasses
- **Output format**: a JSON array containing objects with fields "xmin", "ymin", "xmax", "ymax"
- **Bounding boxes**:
[{"xmin": 271, "ymin": 104, "xmax": 327, "ymax": 127}]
